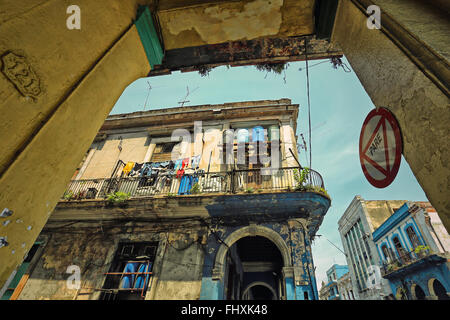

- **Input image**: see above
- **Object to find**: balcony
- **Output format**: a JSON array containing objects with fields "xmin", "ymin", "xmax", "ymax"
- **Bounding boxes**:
[
  {"xmin": 56, "ymin": 167, "xmax": 330, "ymax": 232},
  {"xmin": 380, "ymin": 247, "xmax": 447, "ymax": 278},
  {"xmin": 62, "ymin": 167, "xmax": 327, "ymax": 200}
]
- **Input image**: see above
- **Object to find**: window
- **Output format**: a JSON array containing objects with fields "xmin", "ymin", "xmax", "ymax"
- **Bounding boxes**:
[
  {"xmin": 151, "ymin": 142, "xmax": 177, "ymax": 162},
  {"xmin": 406, "ymin": 226, "xmax": 421, "ymax": 249},
  {"xmin": 100, "ymin": 242, "xmax": 158, "ymax": 300},
  {"xmin": 381, "ymin": 244, "xmax": 391, "ymax": 262},
  {"xmin": 392, "ymin": 237, "xmax": 410, "ymax": 264}
]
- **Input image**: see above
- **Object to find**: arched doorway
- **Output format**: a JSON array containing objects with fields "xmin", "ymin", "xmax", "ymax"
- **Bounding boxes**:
[
  {"xmin": 411, "ymin": 284, "xmax": 426, "ymax": 300},
  {"xmin": 242, "ymin": 282, "xmax": 277, "ymax": 300},
  {"xmin": 429, "ymin": 279, "xmax": 449, "ymax": 300},
  {"xmin": 223, "ymin": 235, "xmax": 285, "ymax": 300}
]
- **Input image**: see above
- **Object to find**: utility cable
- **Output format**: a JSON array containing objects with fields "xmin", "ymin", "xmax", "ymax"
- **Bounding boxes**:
[{"xmin": 304, "ymin": 39, "xmax": 312, "ymax": 170}]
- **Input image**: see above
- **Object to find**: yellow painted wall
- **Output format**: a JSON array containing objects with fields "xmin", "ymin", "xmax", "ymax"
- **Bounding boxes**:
[
  {"xmin": 81, "ymin": 132, "xmax": 150, "ymax": 179},
  {"xmin": 331, "ymin": 0, "xmax": 450, "ymax": 230},
  {"xmin": 0, "ymin": 25, "xmax": 151, "ymax": 288},
  {"xmin": 0, "ymin": 0, "xmax": 152, "ymax": 176}
]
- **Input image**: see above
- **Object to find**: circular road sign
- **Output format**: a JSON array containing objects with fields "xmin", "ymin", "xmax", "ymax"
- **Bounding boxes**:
[{"xmin": 359, "ymin": 107, "xmax": 402, "ymax": 188}]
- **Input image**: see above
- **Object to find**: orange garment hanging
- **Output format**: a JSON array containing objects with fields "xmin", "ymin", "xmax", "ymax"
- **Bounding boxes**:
[{"xmin": 122, "ymin": 162, "xmax": 135, "ymax": 176}]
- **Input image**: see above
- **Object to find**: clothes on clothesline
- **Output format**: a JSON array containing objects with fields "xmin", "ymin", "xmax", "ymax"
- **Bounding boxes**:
[
  {"xmin": 122, "ymin": 162, "xmax": 135, "ymax": 176},
  {"xmin": 120, "ymin": 157, "xmax": 206, "ymax": 193},
  {"xmin": 129, "ymin": 163, "xmax": 143, "ymax": 177},
  {"xmin": 191, "ymin": 155, "xmax": 201, "ymax": 169}
]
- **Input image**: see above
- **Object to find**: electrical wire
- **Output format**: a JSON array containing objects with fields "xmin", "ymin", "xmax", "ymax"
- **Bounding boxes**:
[{"xmin": 304, "ymin": 39, "xmax": 312, "ymax": 170}]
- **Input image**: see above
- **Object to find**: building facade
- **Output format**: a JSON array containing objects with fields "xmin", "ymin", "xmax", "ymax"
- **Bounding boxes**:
[
  {"xmin": 372, "ymin": 202, "xmax": 450, "ymax": 300},
  {"xmin": 1, "ymin": 99, "xmax": 331, "ymax": 300},
  {"xmin": 336, "ymin": 271, "xmax": 355, "ymax": 300},
  {"xmin": 338, "ymin": 196, "xmax": 410, "ymax": 300},
  {"xmin": 321, "ymin": 264, "xmax": 349, "ymax": 300}
]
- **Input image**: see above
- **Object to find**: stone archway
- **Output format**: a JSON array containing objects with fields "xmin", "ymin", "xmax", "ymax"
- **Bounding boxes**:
[
  {"xmin": 242, "ymin": 281, "xmax": 278, "ymax": 300},
  {"xmin": 212, "ymin": 225, "xmax": 291, "ymax": 280},
  {"xmin": 428, "ymin": 278, "xmax": 449, "ymax": 300},
  {"xmin": 410, "ymin": 283, "xmax": 426, "ymax": 300}
]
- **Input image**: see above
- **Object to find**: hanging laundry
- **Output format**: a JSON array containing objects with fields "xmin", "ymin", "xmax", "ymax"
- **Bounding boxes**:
[
  {"xmin": 174, "ymin": 159, "xmax": 183, "ymax": 170},
  {"xmin": 176, "ymin": 168, "xmax": 185, "ymax": 179},
  {"xmin": 140, "ymin": 163, "xmax": 153, "ymax": 177},
  {"xmin": 134, "ymin": 262, "xmax": 152, "ymax": 289},
  {"xmin": 182, "ymin": 157, "xmax": 190, "ymax": 169},
  {"xmin": 159, "ymin": 161, "xmax": 171, "ymax": 168},
  {"xmin": 178, "ymin": 175, "xmax": 199, "ymax": 195},
  {"xmin": 191, "ymin": 155, "xmax": 201, "ymax": 169},
  {"xmin": 129, "ymin": 163, "xmax": 143, "ymax": 177},
  {"xmin": 151, "ymin": 162, "xmax": 161, "ymax": 169},
  {"xmin": 119, "ymin": 262, "xmax": 140, "ymax": 289},
  {"xmin": 122, "ymin": 162, "xmax": 135, "ymax": 176}
]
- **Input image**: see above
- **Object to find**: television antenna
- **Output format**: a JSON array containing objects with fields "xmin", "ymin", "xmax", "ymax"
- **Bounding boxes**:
[
  {"xmin": 178, "ymin": 85, "xmax": 199, "ymax": 107},
  {"xmin": 142, "ymin": 81, "xmax": 152, "ymax": 111}
]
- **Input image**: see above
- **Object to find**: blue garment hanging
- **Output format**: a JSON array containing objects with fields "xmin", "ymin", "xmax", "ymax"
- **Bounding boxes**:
[
  {"xmin": 178, "ymin": 175, "xmax": 191, "ymax": 195},
  {"xmin": 252, "ymin": 126, "xmax": 265, "ymax": 142},
  {"xmin": 134, "ymin": 262, "xmax": 152, "ymax": 289},
  {"xmin": 178, "ymin": 175, "xmax": 199, "ymax": 195},
  {"xmin": 140, "ymin": 163, "xmax": 153, "ymax": 177},
  {"xmin": 174, "ymin": 159, "xmax": 183, "ymax": 170},
  {"xmin": 119, "ymin": 262, "xmax": 140, "ymax": 289}
]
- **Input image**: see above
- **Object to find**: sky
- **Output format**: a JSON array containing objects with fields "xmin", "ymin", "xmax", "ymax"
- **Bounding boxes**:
[{"xmin": 110, "ymin": 56, "xmax": 429, "ymax": 289}]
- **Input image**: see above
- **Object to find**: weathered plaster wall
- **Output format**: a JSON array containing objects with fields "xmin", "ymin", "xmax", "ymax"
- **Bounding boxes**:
[
  {"xmin": 0, "ymin": 0, "xmax": 151, "ymax": 175},
  {"xmin": 157, "ymin": 0, "xmax": 315, "ymax": 50},
  {"xmin": 81, "ymin": 131, "xmax": 151, "ymax": 179},
  {"xmin": 0, "ymin": 23, "xmax": 151, "ymax": 289},
  {"xmin": 372, "ymin": 0, "xmax": 449, "ymax": 61},
  {"xmin": 18, "ymin": 232, "xmax": 115, "ymax": 300},
  {"xmin": 18, "ymin": 224, "xmax": 207, "ymax": 300},
  {"xmin": 364, "ymin": 200, "xmax": 407, "ymax": 231},
  {"xmin": 331, "ymin": 1, "xmax": 450, "ymax": 230},
  {"xmin": 150, "ymin": 238, "xmax": 205, "ymax": 299}
]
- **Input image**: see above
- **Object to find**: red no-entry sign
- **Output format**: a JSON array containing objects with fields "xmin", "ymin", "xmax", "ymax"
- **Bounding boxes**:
[{"xmin": 359, "ymin": 107, "xmax": 402, "ymax": 188}]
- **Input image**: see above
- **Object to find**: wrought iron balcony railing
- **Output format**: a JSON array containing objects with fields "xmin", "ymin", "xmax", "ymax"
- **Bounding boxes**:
[
  {"xmin": 61, "ymin": 167, "xmax": 326, "ymax": 201},
  {"xmin": 380, "ymin": 247, "xmax": 432, "ymax": 277}
]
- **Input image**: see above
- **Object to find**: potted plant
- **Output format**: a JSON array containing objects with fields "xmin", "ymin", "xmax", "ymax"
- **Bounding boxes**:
[
  {"xmin": 106, "ymin": 191, "xmax": 130, "ymax": 207},
  {"xmin": 414, "ymin": 245, "xmax": 430, "ymax": 258}
]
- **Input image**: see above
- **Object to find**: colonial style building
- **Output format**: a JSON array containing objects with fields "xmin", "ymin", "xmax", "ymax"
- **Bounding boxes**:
[
  {"xmin": 338, "ymin": 196, "xmax": 409, "ymax": 300},
  {"xmin": 1, "ymin": 99, "xmax": 331, "ymax": 300},
  {"xmin": 372, "ymin": 201, "xmax": 450, "ymax": 300},
  {"xmin": 319, "ymin": 264, "xmax": 349, "ymax": 300},
  {"xmin": 336, "ymin": 270, "xmax": 355, "ymax": 300}
]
